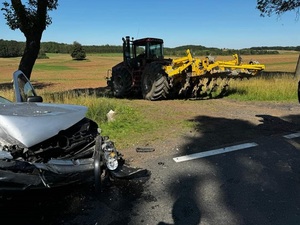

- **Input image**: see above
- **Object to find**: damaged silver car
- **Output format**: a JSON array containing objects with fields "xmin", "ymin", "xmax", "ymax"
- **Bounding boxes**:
[{"xmin": 0, "ymin": 70, "xmax": 146, "ymax": 192}]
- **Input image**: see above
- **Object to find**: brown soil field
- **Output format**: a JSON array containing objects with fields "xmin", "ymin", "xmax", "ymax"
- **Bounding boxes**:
[{"xmin": 0, "ymin": 52, "xmax": 299, "ymax": 94}]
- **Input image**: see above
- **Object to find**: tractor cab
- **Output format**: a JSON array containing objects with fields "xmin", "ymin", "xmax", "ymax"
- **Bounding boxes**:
[{"xmin": 122, "ymin": 36, "xmax": 164, "ymax": 68}]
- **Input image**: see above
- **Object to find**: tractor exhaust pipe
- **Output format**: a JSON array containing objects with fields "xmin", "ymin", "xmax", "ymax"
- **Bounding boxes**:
[{"xmin": 122, "ymin": 36, "xmax": 131, "ymax": 65}]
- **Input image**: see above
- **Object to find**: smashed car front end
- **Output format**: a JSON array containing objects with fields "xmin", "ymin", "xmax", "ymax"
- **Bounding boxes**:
[{"xmin": 0, "ymin": 102, "xmax": 122, "ymax": 192}]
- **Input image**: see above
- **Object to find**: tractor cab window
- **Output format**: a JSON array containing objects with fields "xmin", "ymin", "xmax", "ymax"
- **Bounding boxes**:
[
  {"xmin": 136, "ymin": 46, "xmax": 145, "ymax": 55},
  {"xmin": 149, "ymin": 43, "xmax": 163, "ymax": 59},
  {"xmin": 134, "ymin": 42, "xmax": 163, "ymax": 60},
  {"xmin": 136, "ymin": 46, "xmax": 146, "ymax": 58}
]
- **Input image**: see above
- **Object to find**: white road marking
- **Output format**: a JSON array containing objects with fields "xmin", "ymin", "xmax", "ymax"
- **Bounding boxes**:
[
  {"xmin": 283, "ymin": 132, "xmax": 300, "ymax": 139},
  {"xmin": 173, "ymin": 142, "xmax": 258, "ymax": 163}
]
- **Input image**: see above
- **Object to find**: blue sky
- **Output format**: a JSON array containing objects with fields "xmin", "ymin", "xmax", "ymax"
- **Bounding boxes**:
[{"xmin": 0, "ymin": 0, "xmax": 299, "ymax": 49}]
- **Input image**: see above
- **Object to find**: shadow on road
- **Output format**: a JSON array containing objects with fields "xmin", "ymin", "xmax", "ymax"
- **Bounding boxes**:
[
  {"xmin": 158, "ymin": 175, "xmax": 201, "ymax": 225},
  {"xmin": 0, "ymin": 175, "xmax": 150, "ymax": 225},
  {"xmin": 165, "ymin": 113, "xmax": 300, "ymax": 225}
]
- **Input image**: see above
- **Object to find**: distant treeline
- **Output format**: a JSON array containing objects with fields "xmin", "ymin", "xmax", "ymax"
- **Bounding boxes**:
[
  {"xmin": 1, "ymin": 39, "xmax": 299, "ymax": 58},
  {"xmin": 163, "ymin": 45, "xmax": 281, "ymax": 56}
]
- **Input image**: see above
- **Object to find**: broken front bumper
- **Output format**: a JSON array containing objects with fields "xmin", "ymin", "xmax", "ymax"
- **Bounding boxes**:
[
  {"xmin": 0, "ymin": 155, "xmax": 149, "ymax": 193},
  {"xmin": 0, "ymin": 158, "xmax": 95, "ymax": 192}
]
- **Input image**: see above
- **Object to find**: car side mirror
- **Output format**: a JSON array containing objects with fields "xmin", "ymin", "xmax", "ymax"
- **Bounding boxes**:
[{"xmin": 27, "ymin": 96, "xmax": 43, "ymax": 102}]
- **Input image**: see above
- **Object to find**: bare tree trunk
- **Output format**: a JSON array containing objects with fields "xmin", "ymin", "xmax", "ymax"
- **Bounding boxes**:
[
  {"xmin": 9, "ymin": 0, "xmax": 49, "ymax": 80},
  {"xmin": 18, "ymin": 37, "xmax": 41, "ymax": 80}
]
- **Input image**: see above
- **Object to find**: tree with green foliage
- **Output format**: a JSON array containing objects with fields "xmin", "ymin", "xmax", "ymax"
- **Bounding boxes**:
[
  {"xmin": 257, "ymin": 0, "xmax": 300, "ymax": 16},
  {"xmin": 0, "ymin": 39, "xmax": 24, "ymax": 57},
  {"xmin": 71, "ymin": 41, "xmax": 86, "ymax": 60},
  {"xmin": 1, "ymin": 0, "xmax": 58, "ymax": 79},
  {"xmin": 37, "ymin": 48, "xmax": 49, "ymax": 59}
]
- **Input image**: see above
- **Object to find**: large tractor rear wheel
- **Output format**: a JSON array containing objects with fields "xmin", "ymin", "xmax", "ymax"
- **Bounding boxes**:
[
  {"xmin": 111, "ymin": 68, "xmax": 132, "ymax": 98},
  {"xmin": 141, "ymin": 63, "xmax": 169, "ymax": 101}
]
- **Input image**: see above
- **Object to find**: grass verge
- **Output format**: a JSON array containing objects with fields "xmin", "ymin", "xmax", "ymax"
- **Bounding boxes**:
[{"xmin": 228, "ymin": 74, "xmax": 298, "ymax": 102}]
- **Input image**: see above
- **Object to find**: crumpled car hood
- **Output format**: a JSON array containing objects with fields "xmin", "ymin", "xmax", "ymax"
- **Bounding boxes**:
[{"xmin": 0, "ymin": 102, "xmax": 87, "ymax": 147}]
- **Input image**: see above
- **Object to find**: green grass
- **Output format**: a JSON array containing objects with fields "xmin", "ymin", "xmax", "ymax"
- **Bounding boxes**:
[
  {"xmin": 90, "ymin": 53, "xmax": 123, "ymax": 57},
  {"xmin": 227, "ymin": 74, "xmax": 298, "ymax": 102},
  {"xmin": 34, "ymin": 64, "xmax": 74, "ymax": 71}
]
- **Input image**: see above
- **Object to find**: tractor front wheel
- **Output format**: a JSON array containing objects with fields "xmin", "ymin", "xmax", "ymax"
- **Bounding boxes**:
[
  {"xmin": 141, "ymin": 63, "xmax": 169, "ymax": 101},
  {"xmin": 111, "ymin": 68, "xmax": 132, "ymax": 98}
]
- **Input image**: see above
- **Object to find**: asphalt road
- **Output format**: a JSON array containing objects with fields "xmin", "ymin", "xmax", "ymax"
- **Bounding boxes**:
[
  {"xmin": 1, "ymin": 101, "xmax": 300, "ymax": 225},
  {"xmin": 139, "ymin": 133, "xmax": 300, "ymax": 225}
]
